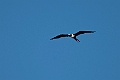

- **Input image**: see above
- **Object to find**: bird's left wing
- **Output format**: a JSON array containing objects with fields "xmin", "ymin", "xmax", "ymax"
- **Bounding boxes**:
[
  {"xmin": 74, "ymin": 31, "xmax": 96, "ymax": 36},
  {"xmin": 50, "ymin": 34, "xmax": 70, "ymax": 40}
]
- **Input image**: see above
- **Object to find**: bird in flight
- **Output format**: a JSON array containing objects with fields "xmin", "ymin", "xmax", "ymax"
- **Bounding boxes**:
[{"xmin": 50, "ymin": 30, "xmax": 96, "ymax": 42}]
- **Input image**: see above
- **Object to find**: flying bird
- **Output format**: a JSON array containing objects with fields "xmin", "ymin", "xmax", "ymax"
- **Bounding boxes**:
[{"xmin": 50, "ymin": 30, "xmax": 96, "ymax": 42}]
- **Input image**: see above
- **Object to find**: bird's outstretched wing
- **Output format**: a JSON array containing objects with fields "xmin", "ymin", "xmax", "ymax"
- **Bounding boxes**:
[
  {"xmin": 50, "ymin": 34, "xmax": 71, "ymax": 40},
  {"xmin": 74, "ymin": 31, "xmax": 96, "ymax": 36}
]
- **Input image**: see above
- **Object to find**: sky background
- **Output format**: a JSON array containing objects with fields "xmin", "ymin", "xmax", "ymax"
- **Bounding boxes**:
[{"xmin": 0, "ymin": 0, "xmax": 120, "ymax": 80}]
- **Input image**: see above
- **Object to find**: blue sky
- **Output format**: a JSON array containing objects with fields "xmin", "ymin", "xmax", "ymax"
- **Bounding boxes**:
[{"xmin": 0, "ymin": 0, "xmax": 120, "ymax": 80}]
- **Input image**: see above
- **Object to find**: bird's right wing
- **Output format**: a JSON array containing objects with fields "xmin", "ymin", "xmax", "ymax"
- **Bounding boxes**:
[
  {"xmin": 50, "ymin": 34, "xmax": 70, "ymax": 40},
  {"xmin": 74, "ymin": 31, "xmax": 96, "ymax": 36}
]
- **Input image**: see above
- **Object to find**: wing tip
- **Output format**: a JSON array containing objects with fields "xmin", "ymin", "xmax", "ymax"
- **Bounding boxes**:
[
  {"xmin": 92, "ymin": 31, "xmax": 96, "ymax": 33},
  {"xmin": 50, "ymin": 38, "xmax": 53, "ymax": 40}
]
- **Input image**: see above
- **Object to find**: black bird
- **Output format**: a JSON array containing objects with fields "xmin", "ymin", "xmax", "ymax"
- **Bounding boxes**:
[{"xmin": 50, "ymin": 30, "xmax": 96, "ymax": 42}]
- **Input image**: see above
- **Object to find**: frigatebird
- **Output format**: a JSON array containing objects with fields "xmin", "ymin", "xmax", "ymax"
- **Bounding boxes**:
[{"xmin": 50, "ymin": 30, "xmax": 96, "ymax": 42}]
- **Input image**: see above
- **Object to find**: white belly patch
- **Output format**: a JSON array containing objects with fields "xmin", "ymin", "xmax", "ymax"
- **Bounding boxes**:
[{"xmin": 71, "ymin": 34, "xmax": 75, "ymax": 37}]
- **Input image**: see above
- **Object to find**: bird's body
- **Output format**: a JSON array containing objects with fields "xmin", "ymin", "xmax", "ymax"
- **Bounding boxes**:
[
  {"xmin": 50, "ymin": 30, "xmax": 96, "ymax": 42},
  {"xmin": 71, "ymin": 34, "xmax": 75, "ymax": 38}
]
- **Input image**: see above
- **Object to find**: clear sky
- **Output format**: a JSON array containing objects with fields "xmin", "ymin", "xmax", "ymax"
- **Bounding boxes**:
[{"xmin": 0, "ymin": 0, "xmax": 120, "ymax": 80}]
